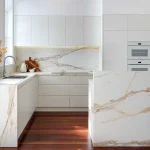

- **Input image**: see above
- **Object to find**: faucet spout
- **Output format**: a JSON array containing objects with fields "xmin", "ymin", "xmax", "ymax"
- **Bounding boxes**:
[{"xmin": 3, "ymin": 56, "xmax": 16, "ymax": 78}]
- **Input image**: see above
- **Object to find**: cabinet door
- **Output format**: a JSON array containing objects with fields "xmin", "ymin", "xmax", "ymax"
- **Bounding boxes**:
[
  {"xmin": 39, "ymin": 85, "xmax": 70, "ymax": 96},
  {"xmin": 128, "ymin": 15, "xmax": 150, "ymax": 31},
  {"xmin": 66, "ymin": 16, "xmax": 83, "ymax": 46},
  {"xmin": 49, "ymin": 16, "xmax": 65, "ymax": 46},
  {"xmin": 70, "ymin": 76, "xmax": 92, "ymax": 85},
  {"xmin": 70, "ymin": 85, "xmax": 88, "ymax": 96},
  {"xmin": 18, "ymin": 77, "xmax": 38, "ymax": 138},
  {"xmin": 84, "ymin": 17, "xmax": 101, "ymax": 46},
  {"xmin": 32, "ymin": 16, "xmax": 49, "ymax": 46},
  {"xmin": 38, "ymin": 96, "xmax": 69, "ymax": 107},
  {"xmin": 70, "ymin": 96, "xmax": 88, "ymax": 107},
  {"xmin": 103, "ymin": 31, "xmax": 127, "ymax": 71},
  {"xmin": 39, "ymin": 76, "xmax": 70, "ymax": 85},
  {"xmin": 14, "ymin": 16, "xmax": 31, "ymax": 46},
  {"xmin": 128, "ymin": 31, "xmax": 150, "ymax": 41},
  {"xmin": 104, "ymin": 15, "xmax": 127, "ymax": 31}
]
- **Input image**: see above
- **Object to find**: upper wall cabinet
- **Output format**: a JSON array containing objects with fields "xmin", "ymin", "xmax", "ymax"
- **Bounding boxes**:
[
  {"xmin": 104, "ymin": 15, "xmax": 127, "ymax": 31},
  {"xmin": 103, "ymin": 0, "xmax": 150, "ymax": 14},
  {"xmin": 14, "ymin": 16, "xmax": 32, "ymax": 46},
  {"xmin": 14, "ymin": 15, "xmax": 101, "ymax": 46},
  {"xmin": 128, "ymin": 15, "xmax": 150, "ymax": 31},
  {"xmin": 32, "ymin": 16, "xmax": 49, "ymax": 46},
  {"xmin": 84, "ymin": 17, "xmax": 101, "ymax": 46},
  {"xmin": 66, "ymin": 16, "xmax": 84, "ymax": 46},
  {"xmin": 128, "ymin": 31, "xmax": 150, "ymax": 41},
  {"xmin": 49, "ymin": 16, "xmax": 65, "ymax": 46}
]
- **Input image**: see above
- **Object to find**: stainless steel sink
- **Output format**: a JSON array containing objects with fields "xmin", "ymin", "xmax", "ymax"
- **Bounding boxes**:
[{"xmin": 3, "ymin": 76, "xmax": 28, "ymax": 79}]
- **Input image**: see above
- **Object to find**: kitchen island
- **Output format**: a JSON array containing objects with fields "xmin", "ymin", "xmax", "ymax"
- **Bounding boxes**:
[{"xmin": 89, "ymin": 71, "xmax": 150, "ymax": 147}]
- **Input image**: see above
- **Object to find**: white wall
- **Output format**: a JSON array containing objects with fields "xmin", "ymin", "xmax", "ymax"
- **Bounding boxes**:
[
  {"xmin": 0, "ymin": 0, "xmax": 5, "ymax": 43},
  {"xmin": 14, "ymin": 0, "xmax": 102, "ymax": 16},
  {"xmin": 103, "ymin": 0, "xmax": 150, "ymax": 14},
  {"xmin": 5, "ymin": 0, "xmax": 14, "ymax": 57}
]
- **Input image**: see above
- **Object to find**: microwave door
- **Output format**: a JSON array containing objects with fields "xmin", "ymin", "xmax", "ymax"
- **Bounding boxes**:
[{"xmin": 128, "ymin": 46, "xmax": 150, "ymax": 59}]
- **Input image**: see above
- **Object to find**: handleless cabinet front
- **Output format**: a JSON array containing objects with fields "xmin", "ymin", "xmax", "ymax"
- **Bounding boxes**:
[
  {"xmin": 18, "ymin": 77, "xmax": 38, "ymax": 138},
  {"xmin": 38, "ymin": 76, "xmax": 70, "ymax": 107}
]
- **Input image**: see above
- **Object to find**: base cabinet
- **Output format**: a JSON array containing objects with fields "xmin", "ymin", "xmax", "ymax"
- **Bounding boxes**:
[
  {"xmin": 38, "ymin": 75, "xmax": 92, "ymax": 108},
  {"xmin": 70, "ymin": 96, "xmax": 88, "ymax": 107},
  {"xmin": 18, "ymin": 77, "xmax": 38, "ymax": 138},
  {"xmin": 38, "ymin": 96, "xmax": 70, "ymax": 107}
]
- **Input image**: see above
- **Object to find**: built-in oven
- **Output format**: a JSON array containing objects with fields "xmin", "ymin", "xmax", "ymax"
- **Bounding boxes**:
[
  {"xmin": 128, "ymin": 60, "xmax": 150, "ymax": 71},
  {"xmin": 128, "ymin": 42, "xmax": 150, "ymax": 60}
]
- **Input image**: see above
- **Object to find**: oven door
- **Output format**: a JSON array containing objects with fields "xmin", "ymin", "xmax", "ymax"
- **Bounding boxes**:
[
  {"xmin": 128, "ymin": 65, "xmax": 150, "ymax": 71},
  {"xmin": 128, "ymin": 46, "xmax": 150, "ymax": 59}
]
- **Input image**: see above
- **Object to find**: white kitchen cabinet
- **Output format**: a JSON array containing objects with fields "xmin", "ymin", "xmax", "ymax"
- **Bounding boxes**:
[
  {"xmin": 84, "ymin": 17, "xmax": 101, "ymax": 46},
  {"xmin": 70, "ymin": 96, "xmax": 88, "ymax": 107},
  {"xmin": 39, "ymin": 85, "xmax": 70, "ymax": 96},
  {"xmin": 128, "ymin": 15, "xmax": 150, "ymax": 31},
  {"xmin": 38, "ymin": 75, "xmax": 91, "ymax": 108},
  {"xmin": 32, "ymin": 16, "xmax": 49, "ymax": 46},
  {"xmin": 128, "ymin": 31, "xmax": 150, "ymax": 41},
  {"xmin": 18, "ymin": 77, "xmax": 38, "ymax": 138},
  {"xmin": 70, "ymin": 85, "xmax": 88, "ymax": 96},
  {"xmin": 14, "ymin": 16, "xmax": 31, "ymax": 46},
  {"xmin": 104, "ymin": 15, "xmax": 127, "ymax": 31},
  {"xmin": 49, "ymin": 16, "xmax": 65, "ymax": 46},
  {"xmin": 103, "ymin": 31, "xmax": 127, "ymax": 71},
  {"xmin": 66, "ymin": 16, "xmax": 83, "ymax": 46},
  {"xmin": 38, "ymin": 96, "xmax": 70, "ymax": 107},
  {"xmin": 70, "ymin": 76, "xmax": 92, "ymax": 85},
  {"xmin": 39, "ymin": 76, "xmax": 70, "ymax": 85}
]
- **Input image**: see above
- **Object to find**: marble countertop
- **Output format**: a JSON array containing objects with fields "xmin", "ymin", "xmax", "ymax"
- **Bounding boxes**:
[
  {"xmin": 19, "ymin": 71, "xmax": 93, "ymax": 76},
  {"xmin": 0, "ymin": 71, "xmax": 93, "ymax": 87},
  {"xmin": 0, "ymin": 73, "xmax": 36, "ymax": 88}
]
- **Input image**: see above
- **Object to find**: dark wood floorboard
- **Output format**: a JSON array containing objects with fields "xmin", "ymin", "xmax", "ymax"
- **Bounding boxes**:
[{"xmin": 0, "ymin": 112, "xmax": 150, "ymax": 150}]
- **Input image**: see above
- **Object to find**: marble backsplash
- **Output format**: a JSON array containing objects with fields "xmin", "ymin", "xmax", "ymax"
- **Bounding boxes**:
[{"xmin": 15, "ymin": 47, "xmax": 100, "ymax": 72}]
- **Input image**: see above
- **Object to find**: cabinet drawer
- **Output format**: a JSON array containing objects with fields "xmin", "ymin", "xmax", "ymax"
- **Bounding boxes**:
[
  {"xmin": 39, "ymin": 85, "xmax": 70, "ymax": 95},
  {"xmin": 70, "ymin": 96, "xmax": 88, "ymax": 107},
  {"xmin": 39, "ymin": 76, "xmax": 70, "ymax": 85},
  {"xmin": 38, "ymin": 96, "xmax": 69, "ymax": 107},
  {"xmin": 70, "ymin": 85, "xmax": 88, "ymax": 96},
  {"xmin": 70, "ymin": 76, "xmax": 92, "ymax": 85}
]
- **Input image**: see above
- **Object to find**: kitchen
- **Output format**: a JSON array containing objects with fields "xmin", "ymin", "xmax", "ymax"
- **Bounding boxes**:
[{"xmin": 0, "ymin": 0, "xmax": 150, "ymax": 149}]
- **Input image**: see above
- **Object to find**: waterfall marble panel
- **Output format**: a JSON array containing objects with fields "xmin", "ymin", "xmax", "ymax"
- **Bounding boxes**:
[
  {"xmin": 15, "ymin": 47, "xmax": 99, "ymax": 72},
  {"xmin": 89, "ymin": 71, "xmax": 150, "ymax": 147},
  {"xmin": 0, "ymin": 85, "xmax": 17, "ymax": 147}
]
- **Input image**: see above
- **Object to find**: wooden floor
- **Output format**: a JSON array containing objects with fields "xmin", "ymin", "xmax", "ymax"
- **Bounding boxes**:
[{"xmin": 1, "ymin": 112, "xmax": 150, "ymax": 150}]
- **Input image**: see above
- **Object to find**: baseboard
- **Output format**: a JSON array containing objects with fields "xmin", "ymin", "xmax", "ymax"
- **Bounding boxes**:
[{"xmin": 36, "ymin": 107, "xmax": 88, "ymax": 112}]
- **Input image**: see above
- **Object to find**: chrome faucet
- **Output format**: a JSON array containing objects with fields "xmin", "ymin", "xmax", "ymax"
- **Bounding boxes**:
[{"xmin": 3, "ymin": 56, "xmax": 16, "ymax": 78}]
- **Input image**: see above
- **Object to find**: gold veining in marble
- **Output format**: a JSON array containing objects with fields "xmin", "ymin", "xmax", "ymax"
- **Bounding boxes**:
[
  {"xmin": 94, "ymin": 88, "xmax": 150, "ymax": 113},
  {"xmin": 0, "ymin": 85, "xmax": 17, "ymax": 147},
  {"xmin": 35, "ymin": 47, "xmax": 98, "ymax": 71},
  {"xmin": 93, "ymin": 87, "xmax": 150, "ymax": 123}
]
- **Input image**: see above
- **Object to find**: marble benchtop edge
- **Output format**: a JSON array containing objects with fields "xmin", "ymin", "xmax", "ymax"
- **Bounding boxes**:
[{"xmin": 0, "ymin": 72, "xmax": 93, "ymax": 87}]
